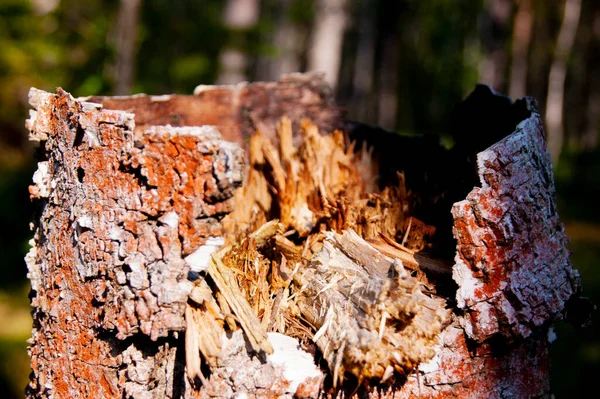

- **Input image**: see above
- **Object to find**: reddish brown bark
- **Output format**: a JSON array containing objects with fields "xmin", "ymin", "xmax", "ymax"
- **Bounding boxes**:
[
  {"xmin": 86, "ymin": 73, "xmax": 344, "ymax": 148},
  {"xmin": 25, "ymin": 76, "xmax": 581, "ymax": 398},
  {"xmin": 385, "ymin": 98, "xmax": 580, "ymax": 399},
  {"xmin": 25, "ymin": 88, "xmax": 245, "ymax": 397}
]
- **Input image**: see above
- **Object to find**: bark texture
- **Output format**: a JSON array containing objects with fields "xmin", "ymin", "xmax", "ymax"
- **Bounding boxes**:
[
  {"xmin": 86, "ymin": 73, "xmax": 344, "ymax": 149},
  {"xmin": 25, "ymin": 88, "xmax": 245, "ymax": 397},
  {"xmin": 25, "ymin": 76, "xmax": 581, "ymax": 398},
  {"xmin": 343, "ymin": 99, "xmax": 580, "ymax": 399}
]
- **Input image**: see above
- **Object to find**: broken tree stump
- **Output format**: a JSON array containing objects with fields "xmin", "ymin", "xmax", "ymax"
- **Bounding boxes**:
[{"xmin": 25, "ymin": 75, "xmax": 582, "ymax": 399}]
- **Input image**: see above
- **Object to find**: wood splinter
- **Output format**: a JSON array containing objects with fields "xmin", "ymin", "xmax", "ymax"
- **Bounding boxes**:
[
  {"xmin": 294, "ymin": 230, "xmax": 449, "ymax": 386},
  {"xmin": 197, "ymin": 117, "xmax": 451, "ymax": 387}
]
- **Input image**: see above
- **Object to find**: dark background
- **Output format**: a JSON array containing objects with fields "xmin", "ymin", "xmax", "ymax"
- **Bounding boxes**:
[{"xmin": 0, "ymin": 0, "xmax": 598, "ymax": 397}]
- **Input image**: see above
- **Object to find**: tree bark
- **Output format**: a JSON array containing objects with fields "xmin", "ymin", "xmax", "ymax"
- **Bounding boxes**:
[
  {"xmin": 25, "ymin": 88, "xmax": 245, "ymax": 397},
  {"xmin": 545, "ymin": 0, "xmax": 582, "ymax": 163},
  {"xmin": 26, "ymin": 76, "xmax": 581, "ymax": 398},
  {"xmin": 25, "ymin": 75, "xmax": 343, "ymax": 398}
]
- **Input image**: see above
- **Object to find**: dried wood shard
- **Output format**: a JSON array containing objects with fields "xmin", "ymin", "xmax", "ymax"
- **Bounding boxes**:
[
  {"xmin": 214, "ymin": 117, "xmax": 448, "ymax": 386},
  {"xmin": 295, "ymin": 230, "xmax": 449, "ymax": 385}
]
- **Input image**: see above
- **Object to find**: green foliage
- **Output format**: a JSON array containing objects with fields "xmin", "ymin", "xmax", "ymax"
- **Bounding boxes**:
[
  {"xmin": 288, "ymin": 0, "xmax": 315, "ymax": 25},
  {"xmin": 137, "ymin": 0, "xmax": 225, "ymax": 93},
  {"xmin": 396, "ymin": 0, "xmax": 484, "ymax": 135}
]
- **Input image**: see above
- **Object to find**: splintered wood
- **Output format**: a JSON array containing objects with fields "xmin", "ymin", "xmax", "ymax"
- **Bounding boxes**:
[{"xmin": 186, "ymin": 117, "xmax": 449, "ymax": 388}]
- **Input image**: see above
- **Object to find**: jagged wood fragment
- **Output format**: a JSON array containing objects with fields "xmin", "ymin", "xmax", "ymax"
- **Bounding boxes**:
[
  {"xmin": 358, "ymin": 92, "xmax": 582, "ymax": 399},
  {"xmin": 216, "ymin": 116, "xmax": 451, "ymax": 387},
  {"xmin": 369, "ymin": 236, "xmax": 453, "ymax": 275},
  {"xmin": 207, "ymin": 253, "xmax": 274, "ymax": 355},
  {"xmin": 185, "ymin": 279, "xmax": 225, "ymax": 384},
  {"xmin": 294, "ymin": 230, "xmax": 449, "ymax": 386}
]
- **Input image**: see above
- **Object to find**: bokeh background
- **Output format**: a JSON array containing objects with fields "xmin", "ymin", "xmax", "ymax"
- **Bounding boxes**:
[{"xmin": 0, "ymin": 0, "xmax": 598, "ymax": 397}]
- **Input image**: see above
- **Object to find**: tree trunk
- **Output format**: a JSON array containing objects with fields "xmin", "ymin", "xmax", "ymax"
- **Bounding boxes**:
[
  {"xmin": 545, "ymin": 0, "xmax": 582, "ymax": 163},
  {"xmin": 26, "ymin": 75, "xmax": 582, "ymax": 398},
  {"xmin": 110, "ymin": 0, "xmax": 142, "ymax": 95},
  {"xmin": 264, "ymin": 0, "xmax": 303, "ymax": 81},
  {"xmin": 348, "ymin": 0, "xmax": 376, "ymax": 124},
  {"xmin": 216, "ymin": 0, "xmax": 260, "ymax": 85},
  {"xmin": 508, "ymin": 0, "xmax": 533, "ymax": 100},
  {"xmin": 373, "ymin": 0, "xmax": 399, "ymax": 130},
  {"xmin": 581, "ymin": 5, "xmax": 600, "ymax": 150},
  {"xmin": 479, "ymin": 0, "xmax": 511, "ymax": 91},
  {"xmin": 25, "ymin": 75, "xmax": 343, "ymax": 398},
  {"xmin": 307, "ymin": 0, "xmax": 349, "ymax": 89}
]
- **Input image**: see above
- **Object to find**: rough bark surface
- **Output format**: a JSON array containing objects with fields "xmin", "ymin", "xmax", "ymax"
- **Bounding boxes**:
[
  {"xmin": 85, "ymin": 73, "xmax": 344, "ymax": 149},
  {"xmin": 25, "ymin": 76, "xmax": 581, "ymax": 399},
  {"xmin": 452, "ymin": 110, "xmax": 580, "ymax": 343},
  {"xmin": 381, "ymin": 100, "xmax": 581, "ymax": 399},
  {"xmin": 25, "ymin": 88, "xmax": 244, "ymax": 398}
]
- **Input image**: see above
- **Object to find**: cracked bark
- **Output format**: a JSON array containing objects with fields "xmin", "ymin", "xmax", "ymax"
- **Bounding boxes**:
[
  {"xmin": 25, "ymin": 75, "xmax": 344, "ymax": 398},
  {"xmin": 25, "ymin": 75, "xmax": 581, "ymax": 398},
  {"xmin": 25, "ymin": 88, "xmax": 246, "ymax": 398}
]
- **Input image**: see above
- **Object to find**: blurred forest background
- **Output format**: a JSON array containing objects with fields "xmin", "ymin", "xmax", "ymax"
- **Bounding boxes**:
[{"xmin": 0, "ymin": 0, "xmax": 598, "ymax": 397}]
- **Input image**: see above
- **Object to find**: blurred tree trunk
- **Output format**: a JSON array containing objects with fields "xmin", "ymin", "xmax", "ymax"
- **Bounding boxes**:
[
  {"xmin": 479, "ymin": 0, "xmax": 511, "ymax": 91},
  {"xmin": 307, "ymin": 0, "xmax": 349, "ymax": 89},
  {"xmin": 255, "ymin": 0, "xmax": 304, "ymax": 81},
  {"xmin": 509, "ymin": 0, "xmax": 533, "ymax": 100},
  {"xmin": 545, "ymin": 0, "xmax": 582, "ymax": 164},
  {"xmin": 582, "ymin": 6, "xmax": 600, "ymax": 150},
  {"xmin": 110, "ymin": 0, "xmax": 142, "ymax": 95},
  {"xmin": 217, "ymin": 0, "xmax": 259, "ymax": 84},
  {"xmin": 270, "ymin": 0, "xmax": 303, "ymax": 78},
  {"xmin": 349, "ymin": 0, "xmax": 376, "ymax": 124}
]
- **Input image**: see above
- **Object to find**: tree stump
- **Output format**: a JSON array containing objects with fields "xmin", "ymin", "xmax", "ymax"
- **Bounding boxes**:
[{"xmin": 26, "ymin": 75, "xmax": 582, "ymax": 398}]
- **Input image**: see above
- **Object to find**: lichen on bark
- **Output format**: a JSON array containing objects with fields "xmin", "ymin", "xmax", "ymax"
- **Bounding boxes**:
[
  {"xmin": 24, "ymin": 78, "xmax": 583, "ymax": 399},
  {"xmin": 25, "ymin": 88, "xmax": 244, "ymax": 398}
]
